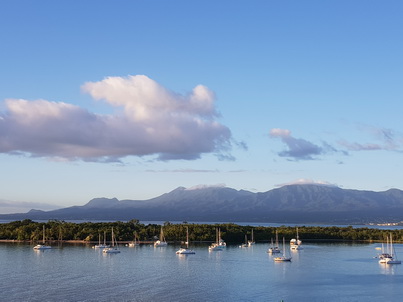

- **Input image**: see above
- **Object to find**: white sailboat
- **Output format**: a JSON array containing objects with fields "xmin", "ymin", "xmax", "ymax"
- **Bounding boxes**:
[
  {"xmin": 290, "ymin": 227, "xmax": 303, "ymax": 250},
  {"xmin": 33, "ymin": 225, "xmax": 52, "ymax": 250},
  {"xmin": 274, "ymin": 237, "xmax": 292, "ymax": 262},
  {"xmin": 128, "ymin": 231, "xmax": 139, "ymax": 247},
  {"xmin": 176, "ymin": 226, "xmax": 195, "ymax": 254},
  {"xmin": 154, "ymin": 226, "xmax": 168, "ymax": 247},
  {"xmin": 248, "ymin": 229, "xmax": 255, "ymax": 246},
  {"xmin": 267, "ymin": 230, "xmax": 281, "ymax": 254},
  {"xmin": 93, "ymin": 231, "xmax": 110, "ymax": 249},
  {"xmin": 103, "ymin": 227, "xmax": 120, "ymax": 254},
  {"xmin": 239, "ymin": 234, "xmax": 248, "ymax": 248},
  {"xmin": 379, "ymin": 233, "xmax": 401, "ymax": 264},
  {"xmin": 209, "ymin": 228, "xmax": 226, "ymax": 251}
]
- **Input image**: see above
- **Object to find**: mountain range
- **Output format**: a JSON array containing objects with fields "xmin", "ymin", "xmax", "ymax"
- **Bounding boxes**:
[{"xmin": 2, "ymin": 184, "xmax": 403, "ymax": 223}]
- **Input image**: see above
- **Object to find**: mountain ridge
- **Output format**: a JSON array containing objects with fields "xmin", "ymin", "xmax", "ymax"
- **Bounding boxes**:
[{"xmin": 1, "ymin": 184, "xmax": 403, "ymax": 223}]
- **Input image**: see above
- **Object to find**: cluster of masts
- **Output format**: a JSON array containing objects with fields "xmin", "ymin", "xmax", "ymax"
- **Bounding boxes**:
[
  {"xmin": 33, "ymin": 226, "xmax": 401, "ymax": 265},
  {"xmin": 266, "ymin": 228, "xmax": 302, "ymax": 262},
  {"xmin": 375, "ymin": 233, "xmax": 401, "ymax": 264}
]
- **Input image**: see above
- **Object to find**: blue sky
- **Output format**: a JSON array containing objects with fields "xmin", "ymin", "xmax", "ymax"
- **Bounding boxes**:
[{"xmin": 0, "ymin": 1, "xmax": 402, "ymax": 213}]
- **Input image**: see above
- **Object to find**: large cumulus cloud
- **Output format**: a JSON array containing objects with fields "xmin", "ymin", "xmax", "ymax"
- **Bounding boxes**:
[{"xmin": 0, "ymin": 75, "xmax": 233, "ymax": 161}]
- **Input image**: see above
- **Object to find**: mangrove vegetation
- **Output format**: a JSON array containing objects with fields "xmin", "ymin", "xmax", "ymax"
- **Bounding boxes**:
[{"xmin": 1, "ymin": 219, "xmax": 403, "ymax": 243}]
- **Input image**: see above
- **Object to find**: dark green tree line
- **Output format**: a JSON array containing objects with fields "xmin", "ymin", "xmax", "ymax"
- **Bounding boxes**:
[{"xmin": 1, "ymin": 219, "xmax": 402, "ymax": 243}]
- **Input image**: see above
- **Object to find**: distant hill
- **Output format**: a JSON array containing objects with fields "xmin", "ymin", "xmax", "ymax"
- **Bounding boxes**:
[{"xmin": 2, "ymin": 185, "xmax": 403, "ymax": 223}]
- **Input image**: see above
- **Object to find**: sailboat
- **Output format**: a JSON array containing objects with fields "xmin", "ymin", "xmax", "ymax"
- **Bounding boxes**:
[
  {"xmin": 128, "ymin": 231, "xmax": 139, "ymax": 247},
  {"xmin": 379, "ymin": 233, "xmax": 401, "ymax": 264},
  {"xmin": 274, "ymin": 237, "xmax": 292, "ymax": 262},
  {"xmin": 248, "ymin": 229, "xmax": 255, "ymax": 246},
  {"xmin": 103, "ymin": 228, "xmax": 120, "ymax": 254},
  {"xmin": 93, "ymin": 231, "xmax": 110, "ymax": 249},
  {"xmin": 267, "ymin": 230, "xmax": 281, "ymax": 254},
  {"xmin": 154, "ymin": 226, "xmax": 168, "ymax": 247},
  {"xmin": 33, "ymin": 225, "xmax": 52, "ymax": 250},
  {"xmin": 209, "ymin": 228, "xmax": 226, "ymax": 251},
  {"xmin": 290, "ymin": 227, "xmax": 303, "ymax": 250},
  {"xmin": 239, "ymin": 234, "xmax": 248, "ymax": 248},
  {"xmin": 176, "ymin": 226, "xmax": 195, "ymax": 254}
]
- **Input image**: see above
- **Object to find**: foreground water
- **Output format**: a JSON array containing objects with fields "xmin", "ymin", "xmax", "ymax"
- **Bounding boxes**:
[{"xmin": 1, "ymin": 242, "xmax": 403, "ymax": 302}]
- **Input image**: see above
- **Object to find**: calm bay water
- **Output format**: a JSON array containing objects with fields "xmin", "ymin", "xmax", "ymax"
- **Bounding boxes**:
[{"xmin": 1, "ymin": 242, "xmax": 403, "ymax": 301}]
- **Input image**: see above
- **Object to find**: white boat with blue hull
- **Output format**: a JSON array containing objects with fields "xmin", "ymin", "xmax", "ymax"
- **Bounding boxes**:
[
  {"xmin": 33, "ymin": 225, "xmax": 52, "ymax": 250},
  {"xmin": 209, "ymin": 228, "xmax": 226, "ymax": 251}
]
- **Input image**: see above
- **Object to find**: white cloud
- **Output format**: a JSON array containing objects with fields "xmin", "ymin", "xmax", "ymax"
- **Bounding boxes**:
[
  {"xmin": 0, "ymin": 75, "xmax": 234, "ymax": 162},
  {"xmin": 185, "ymin": 184, "xmax": 226, "ymax": 190},
  {"xmin": 275, "ymin": 179, "xmax": 338, "ymax": 188},
  {"xmin": 269, "ymin": 128, "xmax": 291, "ymax": 137},
  {"xmin": 81, "ymin": 75, "xmax": 217, "ymax": 121}
]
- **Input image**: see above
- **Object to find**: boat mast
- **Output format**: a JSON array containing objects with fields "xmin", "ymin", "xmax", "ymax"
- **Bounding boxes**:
[{"xmin": 186, "ymin": 226, "xmax": 189, "ymax": 249}]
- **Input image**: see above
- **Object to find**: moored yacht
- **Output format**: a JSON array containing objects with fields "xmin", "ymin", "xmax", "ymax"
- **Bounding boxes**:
[
  {"xmin": 154, "ymin": 227, "xmax": 168, "ymax": 247},
  {"xmin": 379, "ymin": 233, "xmax": 400, "ymax": 264},
  {"xmin": 267, "ymin": 230, "xmax": 281, "ymax": 254},
  {"xmin": 33, "ymin": 225, "xmax": 52, "ymax": 250},
  {"xmin": 290, "ymin": 227, "xmax": 303, "ymax": 250},
  {"xmin": 176, "ymin": 226, "xmax": 195, "ymax": 255},
  {"xmin": 239, "ymin": 234, "xmax": 248, "ymax": 248},
  {"xmin": 248, "ymin": 229, "xmax": 255, "ymax": 246},
  {"xmin": 93, "ymin": 231, "xmax": 110, "ymax": 249},
  {"xmin": 274, "ymin": 237, "xmax": 292, "ymax": 262},
  {"xmin": 103, "ymin": 228, "xmax": 120, "ymax": 254},
  {"xmin": 209, "ymin": 228, "xmax": 226, "ymax": 251}
]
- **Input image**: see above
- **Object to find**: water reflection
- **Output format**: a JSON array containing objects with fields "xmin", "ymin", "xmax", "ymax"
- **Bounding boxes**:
[{"xmin": 2, "ymin": 242, "xmax": 403, "ymax": 301}]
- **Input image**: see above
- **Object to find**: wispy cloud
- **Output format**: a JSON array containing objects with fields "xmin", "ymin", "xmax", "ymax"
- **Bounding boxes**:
[
  {"xmin": 0, "ymin": 75, "xmax": 236, "ymax": 162},
  {"xmin": 146, "ymin": 169, "xmax": 219, "ymax": 173},
  {"xmin": 338, "ymin": 125, "xmax": 403, "ymax": 152},
  {"xmin": 269, "ymin": 128, "xmax": 325, "ymax": 160}
]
